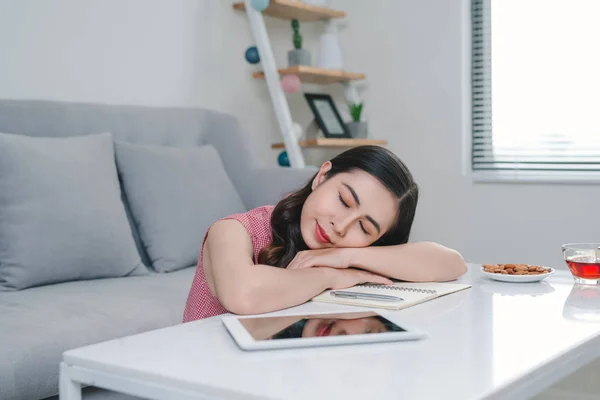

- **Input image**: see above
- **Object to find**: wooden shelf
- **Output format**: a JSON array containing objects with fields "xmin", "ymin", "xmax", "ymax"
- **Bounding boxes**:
[
  {"xmin": 253, "ymin": 66, "xmax": 365, "ymax": 85},
  {"xmin": 271, "ymin": 138, "xmax": 388, "ymax": 149},
  {"xmin": 232, "ymin": 0, "xmax": 346, "ymax": 21}
]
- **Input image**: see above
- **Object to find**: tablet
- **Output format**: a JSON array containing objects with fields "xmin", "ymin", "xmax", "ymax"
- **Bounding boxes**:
[{"xmin": 222, "ymin": 310, "xmax": 428, "ymax": 351}]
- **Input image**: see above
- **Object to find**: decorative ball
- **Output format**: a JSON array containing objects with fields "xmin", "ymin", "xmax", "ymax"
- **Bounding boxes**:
[
  {"xmin": 244, "ymin": 46, "xmax": 260, "ymax": 64},
  {"xmin": 277, "ymin": 151, "xmax": 290, "ymax": 167},
  {"xmin": 281, "ymin": 74, "xmax": 301, "ymax": 94},
  {"xmin": 251, "ymin": 0, "xmax": 270, "ymax": 11}
]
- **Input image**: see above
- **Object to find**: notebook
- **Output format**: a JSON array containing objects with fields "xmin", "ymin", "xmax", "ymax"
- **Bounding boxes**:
[{"xmin": 311, "ymin": 281, "xmax": 472, "ymax": 310}]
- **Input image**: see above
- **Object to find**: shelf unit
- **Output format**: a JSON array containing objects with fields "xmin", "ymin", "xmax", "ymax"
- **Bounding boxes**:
[
  {"xmin": 252, "ymin": 65, "xmax": 365, "ymax": 85},
  {"xmin": 271, "ymin": 138, "xmax": 388, "ymax": 149},
  {"xmin": 232, "ymin": 0, "xmax": 345, "ymax": 21},
  {"xmin": 234, "ymin": 0, "xmax": 383, "ymax": 167}
]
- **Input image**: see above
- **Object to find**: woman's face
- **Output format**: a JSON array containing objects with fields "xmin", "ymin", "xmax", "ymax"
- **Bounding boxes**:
[
  {"xmin": 302, "ymin": 317, "xmax": 388, "ymax": 337},
  {"xmin": 300, "ymin": 162, "xmax": 399, "ymax": 249}
]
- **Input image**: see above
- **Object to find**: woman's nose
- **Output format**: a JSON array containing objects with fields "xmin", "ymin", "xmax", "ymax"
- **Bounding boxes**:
[
  {"xmin": 331, "ymin": 221, "xmax": 344, "ymax": 236},
  {"xmin": 331, "ymin": 216, "xmax": 352, "ymax": 236}
]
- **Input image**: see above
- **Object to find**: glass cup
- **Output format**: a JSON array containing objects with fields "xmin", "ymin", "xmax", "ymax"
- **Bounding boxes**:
[{"xmin": 562, "ymin": 243, "xmax": 600, "ymax": 285}]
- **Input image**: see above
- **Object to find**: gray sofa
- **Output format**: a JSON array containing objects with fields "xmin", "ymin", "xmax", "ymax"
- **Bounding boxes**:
[{"xmin": 0, "ymin": 100, "xmax": 315, "ymax": 400}]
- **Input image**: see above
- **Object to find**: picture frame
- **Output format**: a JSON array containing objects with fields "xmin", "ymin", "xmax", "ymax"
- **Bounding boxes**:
[{"xmin": 304, "ymin": 93, "xmax": 351, "ymax": 139}]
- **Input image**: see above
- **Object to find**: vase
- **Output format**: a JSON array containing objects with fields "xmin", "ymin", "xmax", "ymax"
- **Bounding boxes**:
[
  {"xmin": 288, "ymin": 49, "xmax": 311, "ymax": 67},
  {"xmin": 345, "ymin": 121, "xmax": 368, "ymax": 139},
  {"xmin": 316, "ymin": 20, "xmax": 344, "ymax": 70}
]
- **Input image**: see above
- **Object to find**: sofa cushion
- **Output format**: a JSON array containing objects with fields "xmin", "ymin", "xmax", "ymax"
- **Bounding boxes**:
[
  {"xmin": 0, "ymin": 132, "xmax": 146, "ymax": 291},
  {"xmin": 115, "ymin": 142, "xmax": 246, "ymax": 272},
  {"xmin": 0, "ymin": 267, "xmax": 195, "ymax": 400}
]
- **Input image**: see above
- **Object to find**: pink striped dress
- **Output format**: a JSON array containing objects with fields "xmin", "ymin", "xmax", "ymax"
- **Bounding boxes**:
[{"xmin": 182, "ymin": 205, "xmax": 275, "ymax": 322}]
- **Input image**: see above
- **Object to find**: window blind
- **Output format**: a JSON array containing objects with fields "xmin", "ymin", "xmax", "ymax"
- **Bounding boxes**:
[{"xmin": 471, "ymin": 0, "xmax": 600, "ymax": 174}]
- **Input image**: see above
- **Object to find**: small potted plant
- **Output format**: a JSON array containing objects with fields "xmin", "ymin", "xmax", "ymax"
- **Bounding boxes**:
[
  {"xmin": 345, "ymin": 102, "xmax": 368, "ymax": 138},
  {"xmin": 288, "ymin": 19, "xmax": 311, "ymax": 67}
]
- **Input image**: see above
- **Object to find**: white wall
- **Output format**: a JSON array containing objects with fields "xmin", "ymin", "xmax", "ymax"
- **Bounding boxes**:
[{"xmin": 1, "ymin": 0, "xmax": 598, "ymax": 269}]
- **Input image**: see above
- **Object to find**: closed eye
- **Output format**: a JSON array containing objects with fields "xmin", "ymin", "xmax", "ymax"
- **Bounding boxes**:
[
  {"xmin": 359, "ymin": 221, "xmax": 369, "ymax": 235},
  {"xmin": 339, "ymin": 193, "xmax": 350, "ymax": 208}
]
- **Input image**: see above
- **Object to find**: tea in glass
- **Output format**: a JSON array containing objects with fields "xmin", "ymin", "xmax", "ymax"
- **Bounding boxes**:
[{"xmin": 562, "ymin": 243, "xmax": 600, "ymax": 285}]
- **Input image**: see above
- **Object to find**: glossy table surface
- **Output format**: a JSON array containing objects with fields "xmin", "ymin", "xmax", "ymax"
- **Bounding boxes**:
[{"xmin": 63, "ymin": 264, "xmax": 600, "ymax": 400}]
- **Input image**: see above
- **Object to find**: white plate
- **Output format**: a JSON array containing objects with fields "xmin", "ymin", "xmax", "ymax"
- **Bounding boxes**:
[{"xmin": 481, "ymin": 267, "xmax": 555, "ymax": 283}]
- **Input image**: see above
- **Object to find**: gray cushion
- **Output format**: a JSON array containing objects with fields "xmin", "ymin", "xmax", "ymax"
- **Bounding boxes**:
[
  {"xmin": 0, "ymin": 268, "xmax": 195, "ymax": 400},
  {"xmin": 0, "ymin": 132, "xmax": 146, "ymax": 291},
  {"xmin": 115, "ymin": 142, "xmax": 247, "ymax": 272}
]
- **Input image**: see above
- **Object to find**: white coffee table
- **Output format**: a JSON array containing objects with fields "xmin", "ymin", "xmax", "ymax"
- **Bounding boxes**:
[{"xmin": 60, "ymin": 264, "xmax": 600, "ymax": 400}]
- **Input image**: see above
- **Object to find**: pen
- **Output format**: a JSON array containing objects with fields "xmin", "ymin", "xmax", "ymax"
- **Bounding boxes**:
[{"xmin": 330, "ymin": 291, "xmax": 403, "ymax": 302}]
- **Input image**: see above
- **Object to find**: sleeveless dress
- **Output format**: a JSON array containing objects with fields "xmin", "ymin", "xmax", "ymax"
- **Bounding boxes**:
[{"xmin": 182, "ymin": 205, "xmax": 274, "ymax": 322}]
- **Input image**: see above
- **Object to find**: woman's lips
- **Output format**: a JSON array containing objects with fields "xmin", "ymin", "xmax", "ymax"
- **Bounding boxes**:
[
  {"xmin": 317, "ymin": 322, "xmax": 333, "ymax": 337},
  {"xmin": 315, "ymin": 222, "xmax": 331, "ymax": 244}
]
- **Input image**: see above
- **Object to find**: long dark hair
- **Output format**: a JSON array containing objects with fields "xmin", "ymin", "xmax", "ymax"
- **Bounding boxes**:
[{"xmin": 258, "ymin": 145, "xmax": 418, "ymax": 268}]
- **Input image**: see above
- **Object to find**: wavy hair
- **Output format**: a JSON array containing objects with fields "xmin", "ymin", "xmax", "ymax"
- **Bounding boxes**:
[{"xmin": 258, "ymin": 145, "xmax": 418, "ymax": 268}]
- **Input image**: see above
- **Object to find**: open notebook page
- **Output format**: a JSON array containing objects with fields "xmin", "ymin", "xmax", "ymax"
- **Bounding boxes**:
[{"xmin": 311, "ymin": 281, "xmax": 471, "ymax": 311}]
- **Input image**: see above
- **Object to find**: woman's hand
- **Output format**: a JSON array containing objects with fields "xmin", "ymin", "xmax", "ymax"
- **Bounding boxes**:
[
  {"xmin": 328, "ymin": 268, "xmax": 393, "ymax": 290},
  {"xmin": 286, "ymin": 248, "xmax": 352, "ymax": 270},
  {"xmin": 286, "ymin": 249, "xmax": 393, "ymax": 289}
]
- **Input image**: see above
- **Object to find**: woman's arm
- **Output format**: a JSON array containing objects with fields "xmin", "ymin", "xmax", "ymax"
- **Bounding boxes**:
[
  {"xmin": 203, "ymin": 220, "xmax": 392, "ymax": 315},
  {"xmin": 346, "ymin": 242, "xmax": 468, "ymax": 282},
  {"xmin": 287, "ymin": 242, "xmax": 467, "ymax": 282}
]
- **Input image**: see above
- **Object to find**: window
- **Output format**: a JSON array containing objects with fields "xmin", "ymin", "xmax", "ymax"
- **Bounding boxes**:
[{"xmin": 471, "ymin": 0, "xmax": 600, "ymax": 181}]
